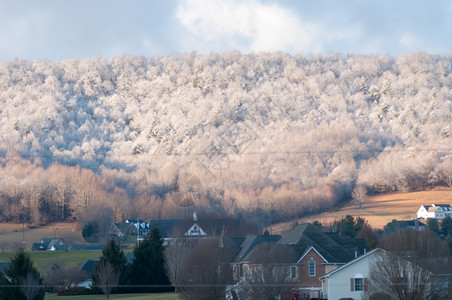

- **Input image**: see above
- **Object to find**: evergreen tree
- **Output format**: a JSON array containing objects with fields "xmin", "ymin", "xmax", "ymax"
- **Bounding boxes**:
[
  {"xmin": 441, "ymin": 216, "xmax": 452, "ymax": 237},
  {"xmin": 130, "ymin": 224, "xmax": 171, "ymax": 292},
  {"xmin": 427, "ymin": 218, "xmax": 440, "ymax": 235},
  {"xmin": 0, "ymin": 250, "xmax": 45, "ymax": 300},
  {"xmin": 92, "ymin": 239, "xmax": 128, "ymax": 294}
]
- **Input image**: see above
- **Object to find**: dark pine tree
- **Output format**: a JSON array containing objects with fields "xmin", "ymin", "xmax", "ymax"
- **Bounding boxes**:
[
  {"xmin": 92, "ymin": 239, "xmax": 128, "ymax": 294},
  {"xmin": 0, "ymin": 250, "xmax": 45, "ymax": 300},
  {"xmin": 130, "ymin": 223, "xmax": 171, "ymax": 292}
]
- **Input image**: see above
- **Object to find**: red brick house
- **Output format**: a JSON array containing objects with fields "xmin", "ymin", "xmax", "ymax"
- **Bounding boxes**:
[{"xmin": 230, "ymin": 223, "xmax": 367, "ymax": 299}]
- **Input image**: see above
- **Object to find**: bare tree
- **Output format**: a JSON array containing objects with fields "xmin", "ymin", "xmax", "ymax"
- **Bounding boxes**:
[
  {"xmin": 164, "ymin": 239, "xmax": 194, "ymax": 292},
  {"xmin": 247, "ymin": 265, "xmax": 290, "ymax": 300},
  {"xmin": 364, "ymin": 251, "xmax": 440, "ymax": 300},
  {"xmin": 44, "ymin": 263, "xmax": 87, "ymax": 292},
  {"xmin": 178, "ymin": 238, "xmax": 233, "ymax": 300},
  {"xmin": 96, "ymin": 261, "xmax": 120, "ymax": 300},
  {"xmin": 21, "ymin": 272, "xmax": 43, "ymax": 300},
  {"xmin": 352, "ymin": 185, "xmax": 367, "ymax": 208}
]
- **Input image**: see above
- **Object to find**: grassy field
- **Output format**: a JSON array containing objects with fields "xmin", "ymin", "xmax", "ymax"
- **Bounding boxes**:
[
  {"xmin": 272, "ymin": 187, "xmax": 452, "ymax": 233},
  {"xmin": 0, "ymin": 250, "xmax": 105, "ymax": 273},
  {"xmin": 0, "ymin": 222, "xmax": 84, "ymax": 252},
  {"xmin": 45, "ymin": 293, "xmax": 178, "ymax": 300}
]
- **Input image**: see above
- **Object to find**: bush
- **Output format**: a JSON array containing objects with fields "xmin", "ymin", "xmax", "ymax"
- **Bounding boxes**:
[{"xmin": 57, "ymin": 287, "xmax": 92, "ymax": 296}]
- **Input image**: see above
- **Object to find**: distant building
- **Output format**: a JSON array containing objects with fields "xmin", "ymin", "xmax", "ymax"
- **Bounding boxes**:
[
  {"xmin": 68, "ymin": 243, "xmax": 106, "ymax": 251},
  {"xmin": 31, "ymin": 238, "xmax": 66, "ymax": 251},
  {"xmin": 109, "ymin": 212, "xmax": 259, "ymax": 246},
  {"xmin": 417, "ymin": 204, "xmax": 452, "ymax": 219},
  {"xmin": 383, "ymin": 219, "xmax": 427, "ymax": 232}
]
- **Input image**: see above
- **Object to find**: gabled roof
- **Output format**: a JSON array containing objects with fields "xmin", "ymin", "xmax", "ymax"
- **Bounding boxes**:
[
  {"xmin": 149, "ymin": 217, "xmax": 259, "ymax": 239},
  {"xmin": 277, "ymin": 224, "xmax": 366, "ymax": 264},
  {"xmin": 320, "ymin": 248, "xmax": 383, "ymax": 279},
  {"xmin": 80, "ymin": 260, "xmax": 98, "ymax": 274}
]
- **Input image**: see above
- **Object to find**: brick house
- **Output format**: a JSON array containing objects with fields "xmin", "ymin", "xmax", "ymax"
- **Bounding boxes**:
[{"xmin": 231, "ymin": 223, "xmax": 367, "ymax": 299}]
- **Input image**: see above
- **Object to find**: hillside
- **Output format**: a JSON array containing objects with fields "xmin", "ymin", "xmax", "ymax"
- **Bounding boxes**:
[
  {"xmin": 0, "ymin": 52, "xmax": 451, "ymax": 225},
  {"xmin": 272, "ymin": 188, "xmax": 452, "ymax": 233}
]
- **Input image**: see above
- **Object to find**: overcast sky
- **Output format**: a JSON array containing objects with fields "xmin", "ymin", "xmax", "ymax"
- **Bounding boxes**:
[{"xmin": 0, "ymin": 0, "xmax": 450, "ymax": 61}]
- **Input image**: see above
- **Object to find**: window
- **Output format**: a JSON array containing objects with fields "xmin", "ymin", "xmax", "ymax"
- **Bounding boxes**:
[
  {"xmin": 309, "ymin": 258, "xmax": 315, "ymax": 276},
  {"xmin": 290, "ymin": 266, "xmax": 297, "ymax": 279},
  {"xmin": 351, "ymin": 275, "xmax": 367, "ymax": 292},
  {"xmin": 354, "ymin": 277, "xmax": 364, "ymax": 291}
]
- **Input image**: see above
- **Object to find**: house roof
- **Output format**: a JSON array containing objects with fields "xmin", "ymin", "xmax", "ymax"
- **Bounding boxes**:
[
  {"xmin": 0, "ymin": 262, "xmax": 9, "ymax": 273},
  {"xmin": 80, "ymin": 260, "xmax": 99, "ymax": 274},
  {"xmin": 320, "ymin": 248, "xmax": 383, "ymax": 279},
  {"xmin": 236, "ymin": 224, "xmax": 366, "ymax": 265},
  {"xmin": 68, "ymin": 244, "xmax": 106, "ymax": 251},
  {"xmin": 150, "ymin": 217, "xmax": 259, "ymax": 239},
  {"xmin": 31, "ymin": 243, "xmax": 47, "ymax": 251},
  {"xmin": 233, "ymin": 234, "xmax": 281, "ymax": 263},
  {"xmin": 277, "ymin": 224, "xmax": 366, "ymax": 264},
  {"xmin": 393, "ymin": 220, "xmax": 426, "ymax": 227},
  {"xmin": 244, "ymin": 243, "xmax": 303, "ymax": 264},
  {"xmin": 432, "ymin": 204, "xmax": 451, "ymax": 208},
  {"xmin": 125, "ymin": 252, "xmax": 135, "ymax": 265}
]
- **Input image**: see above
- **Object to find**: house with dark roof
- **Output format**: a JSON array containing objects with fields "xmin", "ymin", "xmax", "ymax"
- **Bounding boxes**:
[
  {"xmin": 31, "ymin": 238, "xmax": 66, "ymax": 251},
  {"xmin": 383, "ymin": 219, "xmax": 427, "ymax": 232},
  {"xmin": 111, "ymin": 213, "xmax": 259, "ymax": 245},
  {"xmin": 0, "ymin": 262, "xmax": 9, "ymax": 273},
  {"xmin": 231, "ymin": 223, "xmax": 367, "ymax": 299},
  {"xmin": 68, "ymin": 243, "xmax": 106, "ymax": 251}
]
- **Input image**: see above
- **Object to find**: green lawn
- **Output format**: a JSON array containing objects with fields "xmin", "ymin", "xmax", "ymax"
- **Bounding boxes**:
[
  {"xmin": 45, "ymin": 293, "xmax": 179, "ymax": 300},
  {"xmin": 0, "ymin": 251, "xmax": 103, "ymax": 273}
]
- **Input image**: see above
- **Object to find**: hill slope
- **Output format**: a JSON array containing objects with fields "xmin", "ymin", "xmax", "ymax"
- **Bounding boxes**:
[
  {"xmin": 272, "ymin": 188, "xmax": 452, "ymax": 233},
  {"xmin": 0, "ymin": 53, "xmax": 451, "ymax": 223}
]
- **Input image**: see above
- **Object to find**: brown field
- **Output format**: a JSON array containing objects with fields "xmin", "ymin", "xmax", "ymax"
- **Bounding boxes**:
[
  {"xmin": 0, "ymin": 222, "xmax": 84, "ymax": 252},
  {"xmin": 272, "ymin": 187, "xmax": 452, "ymax": 234}
]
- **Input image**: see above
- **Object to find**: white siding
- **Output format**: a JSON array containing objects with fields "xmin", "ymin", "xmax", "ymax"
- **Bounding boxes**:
[{"xmin": 322, "ymin": 251, "xmax": 379, "ymax": 300}]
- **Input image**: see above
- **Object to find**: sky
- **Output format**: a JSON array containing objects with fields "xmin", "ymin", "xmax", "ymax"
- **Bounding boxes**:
[{"xmin": 0, "ymin": 0, "xmax": 450, "ymax": 61}]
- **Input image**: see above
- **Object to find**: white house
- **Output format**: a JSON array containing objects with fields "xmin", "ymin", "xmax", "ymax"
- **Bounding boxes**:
[
  {"xmin": 320, "ymin": 249, "xmax": 382, "ymax": 300},
  {"xmin": 417, "ymin": 204, "xmax": 452, "ymax": 219}
]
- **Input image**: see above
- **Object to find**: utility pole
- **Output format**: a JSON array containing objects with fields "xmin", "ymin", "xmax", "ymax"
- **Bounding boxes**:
[
  {"xmin": 22, "ymin": 221, "xmax": 25, "ymax": 249},
  {"xmin": 137, "ymin": 219, "xmax": 140, "ymax": 246}
]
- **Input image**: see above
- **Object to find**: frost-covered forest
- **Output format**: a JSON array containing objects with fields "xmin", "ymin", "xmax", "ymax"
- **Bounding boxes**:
[{"xmin": 0, "ymin": 52, "xmax": 451, "ymax": 225}]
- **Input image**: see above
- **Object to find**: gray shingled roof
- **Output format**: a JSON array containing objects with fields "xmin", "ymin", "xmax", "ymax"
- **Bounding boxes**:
[
  {"xmin": 240, "ymin": 224, "xmax": 366, "ymax": 265},
  {"xmin": 80, "ymin": 260, "xmax": 98, "ymax": 274},
  {"xmin": 0, "ymin": 262, "xmax": 9, "ymax": 273},
  {"xmin": 233, "ymin": 234, "xmax": 281, "ymax": 263},
  {"xmin": 68, "ymin": 244, "xmax": 106, "ymax": 251}
]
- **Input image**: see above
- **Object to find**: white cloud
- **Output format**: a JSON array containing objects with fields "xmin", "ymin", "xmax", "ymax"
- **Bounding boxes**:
[{"xmin": 176, "ymin": 0, "xmax": 321, "ymax": 53}]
